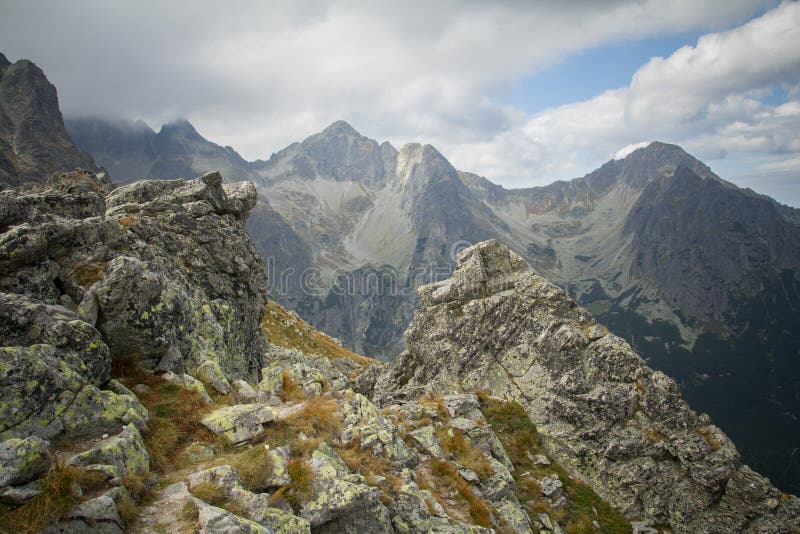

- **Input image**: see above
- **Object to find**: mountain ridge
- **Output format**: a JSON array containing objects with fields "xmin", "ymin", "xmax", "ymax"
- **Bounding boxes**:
[{"xmin": 67, "ymin": 116, "xmax": 800, "ymax": 493}]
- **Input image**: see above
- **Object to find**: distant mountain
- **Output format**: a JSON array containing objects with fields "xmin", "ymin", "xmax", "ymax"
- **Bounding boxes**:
[
  {"xmin": 71, "ymin": 117, "xmax": 800, "ymax": 493},
  {"xmin": 0, "ymin": 53, "xmax": 97, "ymax": 187},
  {"xmin": 66, "ymin": 117, "xmax": 254, "ymax": 184}
]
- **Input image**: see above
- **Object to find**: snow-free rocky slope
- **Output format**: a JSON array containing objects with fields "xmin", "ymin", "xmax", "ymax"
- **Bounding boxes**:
[
  {"xmin": 0, "ymin": 53, "xmax": 97, "ymax": 188},
  {"xmin": 69, "ymin": 117, "xmax": 800, "ymax": 495},
  {"xmin": 0, "ymin": 172, "xmax": 796, "ymax": 532}
]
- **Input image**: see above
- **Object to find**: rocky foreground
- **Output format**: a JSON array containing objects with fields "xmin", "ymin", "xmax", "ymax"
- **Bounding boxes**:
[{"xmin": 0, "ymin": 173, "xmax": 797, "ymax": 533}]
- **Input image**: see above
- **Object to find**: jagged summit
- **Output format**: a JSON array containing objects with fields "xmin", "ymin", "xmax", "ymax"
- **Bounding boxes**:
[
  {"xmin": 158, "ymin": 119, "xmax": 203, "ymax": 139},
  {"xmin": 317, "ymin": 119, "xmax": 362, "ymax": 138},
  {"xmin": 0, "ymin": 54, "xmax": 97, "ymax": 187},
  {"xmin": 380, "ymin": 239, "xmax": 800, "ymax": 532}
]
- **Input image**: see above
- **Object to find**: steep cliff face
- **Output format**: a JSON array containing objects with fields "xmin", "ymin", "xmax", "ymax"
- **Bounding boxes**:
[
  {"xmin": 380, "ymin": 240, "xmax": 800, "ymax": 533},
  {"xmin": 0, "ymin": 54, "xmax": 97, "ymax": 188}
]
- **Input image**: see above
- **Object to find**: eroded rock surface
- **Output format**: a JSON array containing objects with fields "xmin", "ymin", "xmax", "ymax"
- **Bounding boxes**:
[{"xmin": 378, "ymin": 240, "xmax": 800, "ymax": 533}]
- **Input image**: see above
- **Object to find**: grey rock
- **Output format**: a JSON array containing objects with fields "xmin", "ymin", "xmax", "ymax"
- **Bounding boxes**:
[
  {"xmin": 232, "ymin": 379, "xmax": 258, "ymax": 402},
  {"xmin": 193, "ymin": 497, "xmax": 269, "ymax": 533},
  {"xmin": 0, "ymin": 436, "xmax": 50, "ymax": 487},
  {"xmin": 195, "ymin": 360, "xmax": 233, "ymax": 395},
  {"xmin": 200, "ymin": 404, "xmax": 276, "ymax": 444},
  {"xmin": 385, "ymin": 239, "xmax": 800, "ymax": 533},
  {"xmin": 68, "ymin": 424, "xmax": 149, "ymax": 482},
  {"xmin": 0, "ymin": 480, "xmax": 43, "ymax": 505},
  {"xmin": 46, "ymin": 493, "xmax": 124, "ymax": 534}
]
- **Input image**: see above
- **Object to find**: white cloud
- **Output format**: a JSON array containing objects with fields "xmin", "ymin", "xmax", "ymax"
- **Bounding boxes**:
[
  {"xmin": 613, "ymin": 142, "xmax": 651, "ymax": 160},
  {"xmin": 0, "ymin": 0, "xmax": 773, "ymax": 155},
  {"xmin": 447, "ymin": 1, "xmax": 800, "ymax": 191}
]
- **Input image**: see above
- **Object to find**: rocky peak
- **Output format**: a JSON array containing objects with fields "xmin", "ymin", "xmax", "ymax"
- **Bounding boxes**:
[
  {"xmin": 269, "ymin": 119, "xmax": 391, "ymax": 185},
  {"xmin": 157, "ymin": 119, "xmax": 203, "ymax": 140},
  {"xmin": 383, "ymin": 239, "xmax": 800, "ymax": 532},
  {"xmin": 318, "ymin": 119, "xmax": 361, "ymax": 138},
  {"xmin": 614, "ymin": 140, "xmax": 715, "ymax": 189},
  {"xmin": 0, "ymin": 55, "xmax": 97, "ymax": 188}
]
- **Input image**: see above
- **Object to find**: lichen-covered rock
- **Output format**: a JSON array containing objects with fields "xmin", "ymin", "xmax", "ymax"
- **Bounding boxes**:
[
  {"xmin": 0, "ymin": 436, "xmax": 50, "ymax": 488},
  {"xmin": 339, "ymin": 392, "xmax": 417, "ymax": 467},
  {"xmin": 391, "ymin": 481, "xmax": 493, "ymax": 534},
  {"xmin": 45, "ymin": 493, "xmax": 124, "ymax": 534},
  {"xmin": 494, "ymin": 495, "xmax": 532, "ymax": 533},
  {"xmin": 408, "ymin": 426, "xmax": 444, "ymax": 458},
  {"xmin": 186, "ymin": 463, "xmax": 309, "ymax": 532},
  {"xmin": 200, "ymin": 404, "xmax": 276, "ymax": 444},
  {"xmin": 0, "ymin": 171, "xmax": 269, "ymax": 457},
  {"xmin": 193, "ymin": 497, "xmax": 270, "ymax": 534},
  {"xmin": 195, "ymin": 360, "xmax": 233, "ymax": 395},
  {"xmin": 233, "ymin": 379, "xmax": 258, "ymax": 403},
  {"xmin": 299, "ymin": 443, "xmax": 390, "ymax": 529},
  {"xmin": 68, "ymin": 424, "xmax": 149, "ymax": 483},
  {"xmin": 382, "ymin": 240, "xmax": 800, "ymax": 533},
  {"xmin": 258, "ymin": 361, "xmax": 328, "ymax": 400}
]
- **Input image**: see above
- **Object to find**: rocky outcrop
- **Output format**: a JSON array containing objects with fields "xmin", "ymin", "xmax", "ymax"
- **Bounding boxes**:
[
  {"xmin": 379, "ymin": 240, "xmax": 800, "ymax": 533},
  {"xmin": 0, "ymin": 170, "xmax": 267, "ymax": 522},
  {"xmin": 1, "ymin": 169, "xmax": 269, "ymax": 382}
]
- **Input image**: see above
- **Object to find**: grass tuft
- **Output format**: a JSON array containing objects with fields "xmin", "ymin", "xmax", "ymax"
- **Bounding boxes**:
[
  {"xmin": 430, "ymin": 458, "xmax": 493, "ymax": 528},
  {"xmin": 0, "ymin": 464, "xmax": 98, "ymax": 534},
  {"xmin": 227, "ymin": 445, "xmax": 275, "ymax": 491},
  {"xmin": 189, "ymin": 481, "xmax": 227, "ymax": 507},
  {"xmin": 437, "ymin": 427, "xmax": 494, "ymax": 480},
  {"xmin": 281, "ymin": 370, "xmax": 305, "ymax": 402}
]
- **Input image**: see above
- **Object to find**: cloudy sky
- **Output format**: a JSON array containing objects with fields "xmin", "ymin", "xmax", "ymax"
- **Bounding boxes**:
[{"xmin": 2, "ymin": 0, "xmax": 799, "ymax": 205}]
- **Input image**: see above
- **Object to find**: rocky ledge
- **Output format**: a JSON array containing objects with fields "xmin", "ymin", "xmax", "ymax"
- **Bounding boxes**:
[{"xmin": 377, "ymin": 240, "xmax": 800, "ymax": 533}]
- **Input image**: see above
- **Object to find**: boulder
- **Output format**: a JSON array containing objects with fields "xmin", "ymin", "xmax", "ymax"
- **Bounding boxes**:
[
  {"xmin": 0, "ymin": 436, "xmax": 50, "ymax": 488},
  {"xmin": 194, "ymin": 360, "xmax": 233, "ymax": 395},
  {"xmin": 68, "ymin": 424, "xmax": 149, "ymax": 483},
  {"xmin": 200, "ymin": 404, "xmax": 275, "ymax": 444}
]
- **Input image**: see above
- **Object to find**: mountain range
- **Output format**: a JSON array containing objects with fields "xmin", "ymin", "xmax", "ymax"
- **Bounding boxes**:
[
  {"xmin": 0, "ymin": 51, "xmax": 796, "ymax": 495},
  {"xmin": 67, "ymin": 115, "xmax": 800, "ymax": 495}
]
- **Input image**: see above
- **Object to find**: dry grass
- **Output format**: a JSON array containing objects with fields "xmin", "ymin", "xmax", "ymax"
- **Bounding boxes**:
[
  {"xmin": 260, "ymin": 300, "xmax": 373, "ymax": 365},
  {"xmin": 259, "ymin": 396, "xmax": 341, "ymax": 450},
  {"xmin": 116, "ymin": 490, "xmax": 139, "ymax": 528},
  {"xmin": 695, "ymin": 427, "xmax": 723, "ymax": 451},
  {"xmin": 0, "ymin": 464, "xmax": 108, "ymax": 534},
  {"xmin": 642, "ymin": 427, "xmax": 667, "ymax": 444},
  {"xmin": 189, "ymin": 481, "xmax": 227, "ymax": 507},
  {"xmin": 270, "ymin": 458, "xmax": 314, "ymax": 509},
  {"xmin": 419, "ymin": 395, "xmax": 449, "ymax": 419},
  {"xmin": 118, "ymin": 215, "xmax": 138, "ymax": 228},
  {"xmin": 226, "ymin": 445, "xmax": 276, "ymax": 491},
  {"xmin": 437, "ymin": 427, "xmax": 494, "ymax": 480},
  {"xmin": 336, "ymin": 443, "xmax": 404, "ymax": 496},
  {"xmin": 281, "ymin": 370, "xmax": 306, "ymax": 402},
  {"xmin": 415, "ymin": 472, "xmax": 448, "ymax": 514},
  {"xmin": 430, "ymin": 458, "xmax": 493, "ymax": 528},
  {"xmin": 69, "ymin": 260, "xmax": 108, "ymax": 287},
  {"xmin": 115, "ymin": 367, "xmax": 217, "ymax": 472}
]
